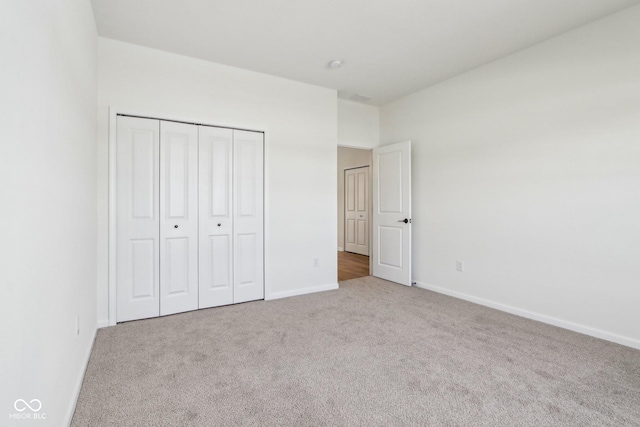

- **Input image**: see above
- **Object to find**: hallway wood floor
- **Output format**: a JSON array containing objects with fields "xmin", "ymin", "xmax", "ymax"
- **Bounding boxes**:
[{"xmin": 338, "ymin": 251, "xmax": 369, "ymax": 281}]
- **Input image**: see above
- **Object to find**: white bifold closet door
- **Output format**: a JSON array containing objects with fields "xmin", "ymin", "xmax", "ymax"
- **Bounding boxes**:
[
  {"xmin": 117, "ymin": 116, "xmax": 264, "ymax": 322},
  {"xmin": 116, "ymin": 116, "xmax": 160, "ymax": 322},
  {"xmin": 116, "ymin": 118, "xmax": 199, "ymax": 322},
  {"xmin": 159, "ymin": 121, "xmax": 199, "ymax": 316},
  {"xmin": 231, "ymin": 130, "xmax": 264, "ymax": 304},
  {"xmin": 198, "ymin": 126, "xmax": 234, "ymax": 308},
  {"xmin": 199, "ymin": 128, "xmax": 264, "ymax": 308}
]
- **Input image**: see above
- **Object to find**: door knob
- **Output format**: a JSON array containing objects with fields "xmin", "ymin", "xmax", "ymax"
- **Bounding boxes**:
[
  {"xmin": 174, "ymin": 225, "xmax": 179, "ymax": 228},
  {"xmin": 217, "ymin": 223, "xmax": 221, "ymax": 227},
  {"xmin": 398, "ymin": 218, "xmax": 410, "ymax": 224}
]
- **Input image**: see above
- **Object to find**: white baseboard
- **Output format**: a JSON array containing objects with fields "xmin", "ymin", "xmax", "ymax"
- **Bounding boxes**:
[
  {"xmin": 97, "ymin": 319, "xmax": 110, "ymax": 329},
  {"xmin": 65, "ymin": 324, "xmax": 97, "ymax": 426},
  {"xmin": 266, "ymin": 283, "xmax": 339, "ymax": 301},
  {"xmin": 337, "ymin": 247, "xmax": 344, "ymax": 252},
  {"xmin": 413, "ymin": 281, "xmax": 640, "ymax": 350}
]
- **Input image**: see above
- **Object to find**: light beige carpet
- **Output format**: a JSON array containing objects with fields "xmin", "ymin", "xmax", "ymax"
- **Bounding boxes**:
[{"xmin": 72, "ymin": 277, "xmax": 640, "ymax": 426}]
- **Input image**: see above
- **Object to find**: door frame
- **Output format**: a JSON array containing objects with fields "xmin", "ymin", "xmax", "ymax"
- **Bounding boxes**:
[
  {"xmin": 337, "ymin": 144, "xmax": 373, "ymax": 277},
  {"xmin": 343, "ymin": 165, "xmax": 370, "ymax": 256},
  {"xmin": 107, "ymin": 107, "xmax": 268, "ymax": 326}
]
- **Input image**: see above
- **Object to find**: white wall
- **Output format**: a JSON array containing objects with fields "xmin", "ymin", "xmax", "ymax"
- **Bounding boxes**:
[
  {"xmin": 0, "ymin": 1, "xmax": 98, "ymax": 425},
  {"xmin": 97, "ymin": 38, "xmax": 338, "ymax": 324},
  {"xmin": 380, "ymin": 5, "xmax": 640, "ymax": 348},
  {"xmin": 337, "ymin": 148, "xmax": 372, "ymax": 252},
  {"xmin": 338, "ymin": 99, "xmax": 379, "ymax": 149}
]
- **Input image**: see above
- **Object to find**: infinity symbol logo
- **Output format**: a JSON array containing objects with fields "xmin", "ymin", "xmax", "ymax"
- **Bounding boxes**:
[{"xmin": 14, "ymin": 399, "xmax": 42, "ymax": 412}]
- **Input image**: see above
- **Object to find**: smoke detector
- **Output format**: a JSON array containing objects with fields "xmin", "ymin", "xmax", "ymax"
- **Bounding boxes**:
[{"xmin": 328, "ymin": 59, "xmax": 343, "ymax": 69}]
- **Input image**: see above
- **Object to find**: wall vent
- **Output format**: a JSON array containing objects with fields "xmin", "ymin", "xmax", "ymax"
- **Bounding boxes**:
[{"xmin": 348, "ymin": 93, "xmax": 373, "ymax": 103}]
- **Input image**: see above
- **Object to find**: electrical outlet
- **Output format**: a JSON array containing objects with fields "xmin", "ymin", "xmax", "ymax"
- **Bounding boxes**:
[
  {"xmin": 456, "ymin": 260, "xmax": 464, "ymax": 272},
  {"xmin": 313, "ymin": 258, "xmax": 319, "ymax": 267},
  {"xmin": 76, "ymin": 315, "xmax": 80, "ymax": 337}
]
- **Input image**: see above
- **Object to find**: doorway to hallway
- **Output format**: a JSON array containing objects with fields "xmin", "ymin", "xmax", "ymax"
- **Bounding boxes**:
[{"xmin": 338, "ymin": 146, "xmax": 372, "ymax": 281}]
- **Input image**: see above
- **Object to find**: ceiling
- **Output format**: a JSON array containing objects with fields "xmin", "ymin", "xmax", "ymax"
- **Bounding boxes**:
[{"xmin": 90, "ymin": 0, "xmax": 640, "ymax": 106}]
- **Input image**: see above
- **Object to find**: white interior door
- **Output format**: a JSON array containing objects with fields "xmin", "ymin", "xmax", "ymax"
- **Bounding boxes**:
[
  {"xmin": 345, "ymin": 166, "xmax": 369, "ymax": 256},
  {"xmin": 159, "ymin": 121, "xmax": 199, "ymax": 315},
  {"xmin": 233, "ymin": 130, "xmax": 264, "ymax": 303},
  {"xmin": 198, "ymin": 126, "xmax": 234, "ymax": 308},
  {"xmin": 116, "ymin": 116, "xmax": 160, "ymax": 322},
  {"xmin": 372, "ymin": 141, "xmax": 412, "ymax": 286}
]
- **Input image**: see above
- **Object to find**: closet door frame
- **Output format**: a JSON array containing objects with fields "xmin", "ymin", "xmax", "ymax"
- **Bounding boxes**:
[{"xmin": 107, "ymin": 107, "xmax": 268, "ymax": 327}]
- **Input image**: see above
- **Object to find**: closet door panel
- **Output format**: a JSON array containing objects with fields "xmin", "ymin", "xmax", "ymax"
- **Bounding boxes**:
[
  {"xmin": 236, "ymin": 234, "xmax": 256, "ymax": 285},
  {"xmin": 233, "ymin": 130, "xmax": 264, "ymax": 303},
  {"xmin": 116, "ymin": 116, "xmax": 160, "ymax": 322},
  {"xmin": 199, "ymin": 126, "xmax": 234, "ymax": 308},
  {"xmin": 160, "ymin": 121, "xmax": 199, "ymax": 316}
]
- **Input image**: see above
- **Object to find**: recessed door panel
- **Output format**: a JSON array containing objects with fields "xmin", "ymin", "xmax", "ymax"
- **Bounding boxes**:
[
  {"xmin": 236, "ymin": 233, "xmax": 256, "ymax": 286},
  {"xmin": 357, "ymin": 171, "xmax": 367, "ymax": 212},
  {"xmin": 378, "ymin": 151, "xmax": 403, "ymax": 214},
  {"xmin": 166, "ymin": 134, "xmax": 188, "ymax": 218},
  {"xmin": 346, "ymin": 219, "xmax": 356, "ymax": 244},
  {"xmin": 199, "ymin": 126, "xmax": 234, "ymax": 308},
  {"xmin": 131, "ymin": 239, "xmax": 156, "ymax": 299},
  {"xmin": 116, "ymin": 116, "xmax": 160, "ymax": 322},
  {"xmin": 378, "ymin": 226, "xmax": 403, "ymax": 268},
  {"xmin": 131, "ymin": 132, "xmax": 155, "ymax": 219},
  {"xmin": 210, "ymin": 235, "xmax": 231, "ymax": 289},
  {"xmin": 210, "ymin": 140, "xmax": 230, "ymax": 217},
  {"xmin": 166, "ymin": 237, "xmax": 189, "ymax": 295},
  {"xmin": 357, "ymin": 220, "xmax": 367, "ymax": 246},
  {"xmin": 233, "ymin": 130, "xmax": 264, "ymax": 304},
  {"xmin": 346, "ymin": 174, "xmax": 356, "ymax": 212},
  {"xmin": 160, "ymin": 121, "xmax": 198, "ymax": 316},
  {"xmin": 236, "ymin": 140, "xmax": 256, "ymax": 218}
]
